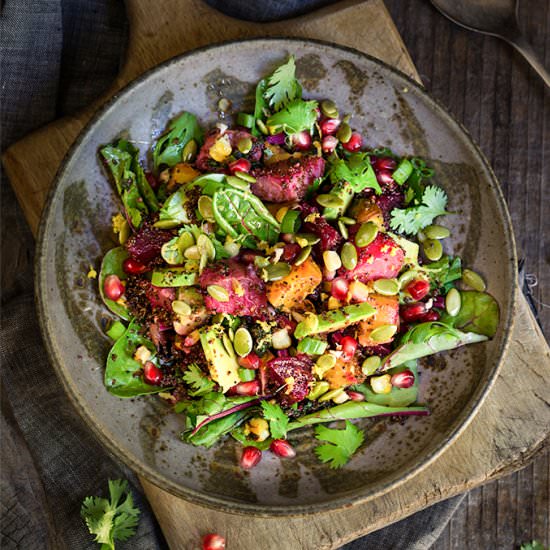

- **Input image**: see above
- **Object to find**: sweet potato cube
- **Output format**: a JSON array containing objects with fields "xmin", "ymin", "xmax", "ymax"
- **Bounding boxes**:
[{"xmin": 357, "ymin": 293, "xmax": 400, "ymax": 346}]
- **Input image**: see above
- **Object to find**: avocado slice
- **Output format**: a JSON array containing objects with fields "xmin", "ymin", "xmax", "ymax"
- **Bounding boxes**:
[
  {"xmin": 322, "ymin": 181, "xmax": 354, "ymax": 220},
  {"xmin": 199, "ymin": 324, "xmax": 240, "ymax": 392},
  {"xmin": 150, "ymin": 268, "xmax": 197, "ymax": 287}
]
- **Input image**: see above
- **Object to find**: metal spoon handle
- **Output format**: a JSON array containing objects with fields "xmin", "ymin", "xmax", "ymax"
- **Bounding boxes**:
[{"xmin": 506, "ymin": 33, "xmax": 550, "ymax": 88}]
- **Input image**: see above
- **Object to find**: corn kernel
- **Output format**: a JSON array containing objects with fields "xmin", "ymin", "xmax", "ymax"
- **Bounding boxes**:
[
  {"xmin": 134, "ymin": 345, "xmax": 152, "ymax": 365},
  {"xmin": 245, "ymin": 418, "xmax": 270, "ymax": 442},
  {"xmin": 208, "ymin": 134, "xmax": 232, "ymax": 162},
  {"xmin": 370, "ymin": 374, "xmax": 392, "ymax": 394}
]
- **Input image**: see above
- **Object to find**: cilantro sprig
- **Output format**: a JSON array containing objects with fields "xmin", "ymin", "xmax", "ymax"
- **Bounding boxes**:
[
  {"xmin": 266, "ymin": 99, "xmax": 318, "ymax": 135},
  {"xmin": 329, "ymin": 153, "xmax": 381, "ymax": 194},
  {"xmin": 81, "ymin": 479, "xmax": 140, "ymax": 550},
  {"xmin": 314, "ymin": 421, "xmax": 364, "ymax": 469},
  {"xmin": 182, "ymin": 363, "xmax": 215, "ymax": 397},
  {"xmin": 261, "ymin": 400, "xmax": 289, "ymax": 440},
  {"xmin": 264, "ymin": 56, "xmax": 302, "ymax": 110},
  {"xmin": 390, "ymin": 185, "xmax": 449, "ymax": 235}
]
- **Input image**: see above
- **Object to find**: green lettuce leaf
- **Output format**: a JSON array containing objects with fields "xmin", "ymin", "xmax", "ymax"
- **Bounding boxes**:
[
  {"xmin": 440, "ymin": 290, "xmax": 499, "ymax": 337},
  {"xmin": 98, "ymin": 247, "xmax": 131, "ymax": 320}
]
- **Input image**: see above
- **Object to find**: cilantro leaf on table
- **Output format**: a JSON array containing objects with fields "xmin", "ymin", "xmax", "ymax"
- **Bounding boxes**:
[
  {"xmin": 182, "ymin": 363, "xmax": 215, "ymax": 396},
  {"xmin": 314, "ymin": 421, "xmax": 364, "ymax": 469},
  {"xmin": 520, "ymin": 542, "xmax": 547, "ymax": 550},
  {"xmin": 261, "ymin": 400, "xmax": 289, "ymax": 439},
  {"xmin": 329, "ymin": 153, "xmax": 381, "ymax": 194},
  {"xmin": 266, "ymin": 99, "xmax": 318, "ymax": 135},
  {"xmin": 390, "ymin": 185, "xmax": 449, "ymax": 235},
  {"xmin": 81, "ymin": 479, "xmax": 140, "ymax": 550},
  {"xmin": 264, "ymin": 56, "xmax": 302, "ymax": 111}
]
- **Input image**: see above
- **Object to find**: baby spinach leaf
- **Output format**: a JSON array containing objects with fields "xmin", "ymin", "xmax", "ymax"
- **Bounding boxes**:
[
  {"xmin": 382, "ymin": 322, "xmax": 488, "ymax": 370},
  {"xmin": 153, "ymin": 112, "xmax": 203, "ymax": 170},
  {"xmin": 440, "ymin": 290, "xmax": 500, "ymax": 337},
  {"xmin": 157, "ymin": 187, "xmax": 194, "ymax": 227},
  {"xmin": 184, "ymin": 410, "xmax": 249, "ymax": 448},
  {"xmin": 104, "ymin": 321, "xmax": 164, "ymax": 398},
  {"xmin": 99, "ymin": 247, "xmax": 131, "ymax": 321}
]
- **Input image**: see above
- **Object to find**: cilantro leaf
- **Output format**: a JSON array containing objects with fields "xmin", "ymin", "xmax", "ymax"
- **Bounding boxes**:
[
  {"xmin": 264, "ymin": 56, "xmax": 302, "ymax": 111},
  {"xmin": 81, "ymin": 479, "xmax": 140, "ymax": 550},
  {"xmin": 183, "ymin": 363, "xmax": 215, "ymax": 396},
  {"xmin": 390, "ymin": 185, "xmax": 448, "ymax": 235},
  {"xmin": 520, "ymin": 542, "xmax": 547, "ymax": 550},
  {"xmin": 329, "ymin": 153, "xmax": 381, "ymax": 194},
  {"xmin": 314, "ymin": 421, "xmax": 364, "ymax": 469},
  {"xmin": 266, "ymin": 99, "xmax": 318, "ymax": 135},
  {"xmin": 261, "ymin": 400, "xmax": 289, "ymax": 440}
]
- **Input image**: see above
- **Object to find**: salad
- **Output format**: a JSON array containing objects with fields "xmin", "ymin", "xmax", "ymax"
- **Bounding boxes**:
[{"xmin": 98, "ymin": 57, "xmax": 499, "ymax": 470}]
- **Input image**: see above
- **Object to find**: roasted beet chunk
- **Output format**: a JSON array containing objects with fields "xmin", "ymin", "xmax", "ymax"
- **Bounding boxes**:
[
  {"xmin": 267, "ymin": 354, "xmax": 314, "ymax": 404},
  {"xmin": 251, "ymin": 156, "xmax": 325, "ymax": 203},
  {"xmin": 303, "ymin": 215, "xmax": 342, "ymax": 251},
  {"xmin": 199, "ymin": 259, "xmax": 267, "ymax": 317},
  {"xmin": 125, "ymin": 222, "xmax": 172, "ymax": 265},
  {"xmin": 195, "ymin": 129, "xmax": 262, "ymax": 172},
  {"xmin": 340, "ymin": 232, "xmax": 405, "ymax": 282}
]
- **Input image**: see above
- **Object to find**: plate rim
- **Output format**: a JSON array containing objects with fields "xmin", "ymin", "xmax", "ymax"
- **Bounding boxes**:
[{"xmin": 35, "ymin": 36, "xmax": 518, "ymax": 517}]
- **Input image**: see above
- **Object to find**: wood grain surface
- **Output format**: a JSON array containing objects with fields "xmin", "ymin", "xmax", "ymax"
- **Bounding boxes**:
[{"xmin": 1, "ymin": 0, "xmax": 549, "ymax": 548}]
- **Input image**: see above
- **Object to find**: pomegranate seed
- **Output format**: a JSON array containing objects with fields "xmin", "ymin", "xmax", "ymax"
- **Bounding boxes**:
[
  {"xmin": 281, "ymin": 243, "xmax": 301, "ymax": 262},
  {"xmin": 143, "ymin": 361, "xmax": 162, "ymax": 385},
  {"xmin": 342, "ymin": 132, "xmax": 362, "ymax": 152},
  {"xmin": 347, "ymin": 390, "xmax": 366, "ymax": 401},
  {"xmin": 329, "ymin": 331, "xmax": 344, "ymax": 346},
  {"xmin": 202, "ymin": 533, "xmax": 226, "ymax": 550},
  {"xmin": 270, "ymin": 439, "xmax": 296, "ymax": 458},
  {"xmin": 406, "ymin": 279, "xmax": 431, "ymax": 301},
  {"xmin": 240, "ymin": 446, "xmax": 262, "ymax": 469},
  {"xmin": 230, "ymin": 380, "xmax": 260, "ymax": 396},
  {"xmin": 331, "ymin": 277, "xmax": 349, "ymax": 301},
  {"xmin": 374, "ymin": 157, "xmax": 397, "ymax": 171},
  {"xmin": 419, "ymin": 310, "xmax": 441, "ymax": 322},
  {"xmin": 340, "ymin": 335, "xmax": 358, "ymax": 360},
  {"xmin": 292, "ymin": 130, "xmax": 312, "ymax": 150},
  {"xmin": 319, "ymin": 117, "xmax": 341, "ymax": 135},
  {"xmin": 103, "ymin": 274, "xmax": 125, "ymax": 301},
  {"xmin": 123, "ymin": 257, "xmax": 149, "ymax": 275},
  {"xmin": 432, "ymin": 295, "xmax": 445, "ymax": 309},
  {"xmin": 391, "ymin": 369, "xmax": 415, "ymax": 389},
  {"xmin": 238, "ymin": 352, "xmax": 260, "ymax": 370},
  {"xmin": 229, "ymin": 158, "xmax": 251, "ymax": 174},
  {"xmin": 376, "ymin": 169, "xmax": 394, "ymax": 185},
  {"xmin": 400, "ymin": 303, "xmax": 427, "ymax": 323},
  {"xmin": 322, "ymin": 135, "xmax": 339, "ymax": 153}
]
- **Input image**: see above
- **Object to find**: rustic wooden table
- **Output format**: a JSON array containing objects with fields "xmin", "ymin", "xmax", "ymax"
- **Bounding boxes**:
[{"xmin": 1, "ymin": 0, "xmax": 548, "ymax": 548}]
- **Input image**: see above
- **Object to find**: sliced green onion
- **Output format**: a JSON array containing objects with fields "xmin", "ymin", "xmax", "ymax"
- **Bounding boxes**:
[
  {"xmin": 237, "ymin": 112, "xmax": 255, "ymax": 128},
  {"xmin": 238, "ymin": 367, "xmax": 256, "ymax": 382},
  {"xmin": 392, "ymin": 159, "xmax": 413, "ymax": 185},
  {"xmin": 106, "ymin": 321, "xmax": 126, "ymax": 341},
  {"xmin": 280, "ymin": 210, "xmax": 302, "ymax": 234},
  {"xmin": 297, "ymin": 337, "xmax": 328, "ymax": 355}
]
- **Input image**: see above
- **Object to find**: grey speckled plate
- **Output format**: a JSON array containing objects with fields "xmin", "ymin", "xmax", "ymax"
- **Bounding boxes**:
[{"xmin": 36, "ymin": 38, "xmax": 516, "ymax": 516}]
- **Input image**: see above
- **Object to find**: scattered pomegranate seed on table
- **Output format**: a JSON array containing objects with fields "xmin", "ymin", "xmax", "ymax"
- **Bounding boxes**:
[
  {"xmin": 202, "ymin": 533, "xmax": 226, "ymax": 550},
  {"xmin": 270, "ymin": 439, "xmax": 296, "ymax": 458},
  {"xmin": 240, "ymin": 446, "xmax": 262, "ymax": 469}
]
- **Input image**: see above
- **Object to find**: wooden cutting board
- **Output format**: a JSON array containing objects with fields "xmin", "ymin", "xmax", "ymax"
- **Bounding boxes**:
[{"xmin": 3, "ymin": 0, "xmax": 549, "ymax": 548}]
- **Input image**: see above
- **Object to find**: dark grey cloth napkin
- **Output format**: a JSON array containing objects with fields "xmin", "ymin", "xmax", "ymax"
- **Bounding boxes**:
[{"xmin": 1, "ymin": 0, "xmax": 464, "ymax": 548}]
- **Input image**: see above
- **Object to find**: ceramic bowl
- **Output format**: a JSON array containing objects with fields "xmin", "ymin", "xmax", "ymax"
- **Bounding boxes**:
[{"xmin": 36, "ymin": 38, "xmax": 516, "ymax": 516}]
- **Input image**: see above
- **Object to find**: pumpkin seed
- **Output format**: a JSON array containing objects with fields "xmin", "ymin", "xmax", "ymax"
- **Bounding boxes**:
[
  {"xmin": 256, "ymin": 119, "xmax": 269, "ymax": 135},
  {"xmin": 424, "ymin": 224, "xmax": 450, "ymax": 240},
  {"xmin": 182, "ymin": 139, "xmax": 198, "ymax": 162},
  {"xmin": 217, "ymin": 97, "xmax": 231, "ymax": 112},
  {"xmin": 295, "ymin": 233, "xmax": 320, "ymax": 247},
  {"xmin": 370, "ymin": 374, "xmax": 392, "ymax": 394},
  {"xmin": 318, "ymin": 388, "xmax": 344, "ymax": 403},
  {"xmin": 338, "ymin": 220, "xmax": 349, "ymax": 239},
  {"xmin": 320, "ymin": 99, "xmax": 339, "ymax": 118},
  {"xmin": 178, "ymin": 231, "xmax": 195, "ymax": 250},
  {"xmin": 373, "ymin": 278, "xmax": 400, "ymax": 296},
  {"xmin": 316, "ymin": 353, "xmax": 337, "ymax": 372},
  {"xmin": 184, "ymin": 245, "xmax": 201, "ymax": 260},
  {"xmin": 233, "ymin": 327, "xmax": 253, "ymax": 357},
  {"xmin": 307, "ymin": 381, "xmax": 330, "ymax": 400},
  {"xmin": 423, "ymin": 239, "xmax": 443, "ymax": 261},
  {"xmin": 161, "ymin": 239, "xmax": 184, "ymax": 265},
  {"xmin": 462, "ymin": 268, "xmax": 486, "ymax": 292},
  {"xmin": 332, "ymin": 391, "xmax": 350, "ymax": 404},
  {"xmin": 295, "ymin": 245, "xmax": 312, "ymax": 266},
  {"xmin": 172, "ymin": 300, "xmax": 192, "ymax": 316},
  {"xmin": 370, "ymin": 324, "xmax": 398, "ymax": 342},
  {"xmin": 339, "ymin": 216, "xmax": 356, "ymax": 225},
  {"xmin": 197, "ymin": 234, "xmax": 215, "ymax": 261},
  {"xmin": 207, "ymin": 284, "xmax": 230, "ymax": 302},
  {"xmin": 316, "ymin": 194, "xmax": 344, "ymax": 209},
  {"xmin": 264, "ymin": 262, "xmax": 291, "ymax": 281},
  {"xmin": 222, "ymin": 332, "xmax": 235, "ymax": 356},
  {"xmin": 323, "ymin": 250, "xmax": 342, "ymax": 272},
  {"xmin": 235, "ymin": 171, "xmax": 256, "ymax": 183},
  {"xmin": 445, "ymin": 288, "xmax": 461, "ymax": 317},
  {"xmin": 198, "ymin": 195, "xmax": 215, "ymax": 221},
  {"xmin": 154, "ymin": 219, "xmax": 180, "ymax": 229},
  {"xmin": 272, "ymin": 328, "xmax": 292, "ymax": 349},
  {"xmin": 362, "ymin": 356, "xmax": 381, "ymax": 376},
  {"xmin": 254, "ymin": 256, "xmax": 270, "ymax": 269},
  {"xmin": 336, "ymin": 122, "xmax": 352, "ymax": 143},
  {"xmin": 226, "ymin": 175, "xmax": 250, "ymax": 190},
  {"xmin": 355, "ymin": 222, "xmax": 378, "ymax": 247},
  {"xmin": 237, "ymin": 136, "xmax": 253, "ymax": 154},
  {"xmin": 341, "ymin": 242, "xmax": 358, "ymax": 270},
  {"xmin": 224, "ymin": 241, "xmax": 240, "ymax": 257}
]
